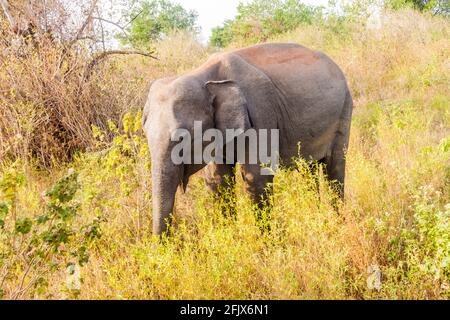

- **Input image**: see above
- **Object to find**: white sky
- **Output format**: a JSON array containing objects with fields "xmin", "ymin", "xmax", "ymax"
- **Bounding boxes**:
[{"xmin": 176, "ymin": 0, "xmax": 331, "ymax": 42}]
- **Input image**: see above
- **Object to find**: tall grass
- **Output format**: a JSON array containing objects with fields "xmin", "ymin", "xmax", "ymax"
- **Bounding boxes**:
[{"xmin": 0, "ymin": 10, "xmax": 449, "ymax": 299}]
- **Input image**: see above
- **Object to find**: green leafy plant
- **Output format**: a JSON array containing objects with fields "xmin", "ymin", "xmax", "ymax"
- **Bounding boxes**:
[
  {"xmin": 405, "ymin": 187, "xmax": 449, "ymax": 284},
  {"xmin": 119, "ymin": 0, "xmax": 199, "ymax": 49},
  {"xmin": 386, "ymin": 0, "xmax": 449, "ymax": 14},
  {"xmin": 210, "ymin": 0, "xmax": 323, "ymax": 47},
  {"xmin": 0, "ymin": 168, "xmax": 103, "ymax": 299}
]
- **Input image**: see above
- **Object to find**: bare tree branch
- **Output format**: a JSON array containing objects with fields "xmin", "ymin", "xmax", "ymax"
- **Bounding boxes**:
[
  {"xmin": 95, "ymin": 8, "xmax": 106, "ymax": 51},
  {"xmin": 123, "ymin": 9, "xmax": 144, "ymax": 28},
  {"xmin": 0, "ymin": 0, "xmax": 15, "ymax": 30},
  {"xmin": 84, "ymin": 50, "xmax": 158, "ymax": 81},
  {"xmin": 93, "ymin": 16, "xmax": 129, "ymax": 36},
  {"xmin": 72, "ymin": 0, "xmax": 99, "ymax": 43}
]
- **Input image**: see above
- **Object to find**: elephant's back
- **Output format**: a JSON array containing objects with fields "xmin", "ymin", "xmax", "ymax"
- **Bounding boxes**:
[
  {"xmin": 232, "ymin": 43, "xmax": 351, "ymax": 162},
  {"xmin": 232, "ymin": 43, "xmax": 347, "ymax": 87},
  {"xmin": 232, "ymin": 43, "xmax": 321, "ymax": 68}
]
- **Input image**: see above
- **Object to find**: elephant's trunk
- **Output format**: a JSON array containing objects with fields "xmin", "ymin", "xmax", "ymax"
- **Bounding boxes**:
[{"xmin": 151, "ymin": 159, "xmax": 182, "ymax": 235}]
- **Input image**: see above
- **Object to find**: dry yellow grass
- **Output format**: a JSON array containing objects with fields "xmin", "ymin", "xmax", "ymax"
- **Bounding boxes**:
[{"xmin": 0, "ymin": 10, "xmax": 449, "ymax": 299}]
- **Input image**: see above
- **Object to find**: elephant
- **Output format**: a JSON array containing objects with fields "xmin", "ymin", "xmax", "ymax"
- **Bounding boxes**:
[{"xmin": 143, "ymin": 43, "xmax": 353, "ymax": 235}]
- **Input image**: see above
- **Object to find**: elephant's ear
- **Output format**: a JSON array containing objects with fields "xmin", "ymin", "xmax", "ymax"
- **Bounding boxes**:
[
  {"xmin": 205, "ymin": 80, "xmax": 252, "ymax": 135},
  {"xmin": 142, "ymin": 80, "xmax": 155, "ymax": 126}
]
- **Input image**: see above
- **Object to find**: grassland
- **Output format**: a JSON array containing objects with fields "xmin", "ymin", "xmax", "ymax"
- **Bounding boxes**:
[{"xmin": 0, "ymin": 9, "xmax": 449, "ymax": 299}]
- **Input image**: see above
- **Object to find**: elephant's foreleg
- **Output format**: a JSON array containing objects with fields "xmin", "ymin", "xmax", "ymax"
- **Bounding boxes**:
[
  {"xmin": 240, "ymin": 164, "xmax": 273, "ymax": 230},
  {"xmin": 204, "ymin": 163, "xmax": 236, "ymax": 216}
]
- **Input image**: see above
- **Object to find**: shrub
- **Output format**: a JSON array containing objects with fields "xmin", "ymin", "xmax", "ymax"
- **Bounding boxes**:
[
  {"xmin": 119, "ymin": 0, "xmax": 200, "ymax": 49},
  {"xmin": 210, "ymin": 0, "xmax": 323, "ymax": 47},
  {"xmin": 0, "ymin": 166, "xmax": 103, "ymax": 299},
  {"xmin": 386, "ymin": 0, "xmax": 449, "ymax": 14},
  {"xmin": 0, "ymin": 26, "xmax": 151, "ymax": 166}
]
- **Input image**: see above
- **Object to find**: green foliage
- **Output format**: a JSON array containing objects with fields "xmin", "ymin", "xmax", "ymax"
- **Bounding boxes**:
[
  {"xmin": 0, "ymin": 203, "xmax": 7, "ymax": 228},
  {"xmin": 209, "ymin": 0, "xmax": 323, "ymax": 47},
  {"xmin": 15, "ymin": 218, "xmax": 32, "ymax": 235},
  {"xmin": 120, "ymin": 0, "xmax": 199, "ymax": 48},
  {"xmin": 88, "ymin": 111, "xmax": 150, "ymax": 188},
  {"xmin": 386, "ymin": 0, "xmax": 449, "ymax": 14},
  {"xmin": 0, "ymin": 167, "xmax": 24, "ymax": 205},
  {"xmin": 0, "ymin": 168, "xmax": 103, "ymax": 299},
  {"xmin": 406, "ymin": 186, "xmax": 450, "ymax": 281},
  {"xmin": 383, "ymin": 185, "xmax": 450, "ymax": 298},
  {"xmin": 46, "ymin": 170, "xmax": 79, "ymax": 204},
  {"xmin": 78, "ymin": 111, "xmax": 150, "ymax": 237},
  {"xmin": 209, "ymin": 25, "xmax": 233, "ymax": 49}
]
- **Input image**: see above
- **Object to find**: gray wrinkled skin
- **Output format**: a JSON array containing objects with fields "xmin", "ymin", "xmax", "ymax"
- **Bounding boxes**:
[{"xmin": 143, "ymin": 43, "xmax": 353, "ymax": 235}]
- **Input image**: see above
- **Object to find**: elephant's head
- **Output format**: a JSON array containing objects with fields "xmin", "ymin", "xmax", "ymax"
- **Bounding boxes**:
[{"xmin": 142, "ymin": 76, "xmax": 251, "ymax": 235}]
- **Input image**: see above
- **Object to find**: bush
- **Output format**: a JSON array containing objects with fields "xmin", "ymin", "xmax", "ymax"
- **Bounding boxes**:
[
  {"xmin": 0, "ymin": 23, "xmax": 205, "ymax": 167},
  {"xmin": 119, "ymin": 0, "xmax": 199, "ymax": 49},
  {"xmin": 0, "ymin": 166, "xmax": 103, "ymax": 299},
  {"xmin": 0, "ymin": 28, "xmax": 151, "ymax": 166},
  {"xmin": 210, "ymin": 0, "xmax": 323, "ymax": 47},
  {"xmin": 386, "ymin": 0, "xmax": 449, "ymax": 14}
]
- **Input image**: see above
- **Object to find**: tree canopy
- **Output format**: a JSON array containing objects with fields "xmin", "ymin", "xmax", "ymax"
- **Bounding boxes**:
[
  {"xmin": 386, "ymin": 0, "xmax": 449, "ymax": 14},
  {"xmin": 119, "ymin": 0, "xmax": 199, "ymax": 48},
  {"xmin": 210, "ymin": 0, "xmax": 323, "ymax": 48}
]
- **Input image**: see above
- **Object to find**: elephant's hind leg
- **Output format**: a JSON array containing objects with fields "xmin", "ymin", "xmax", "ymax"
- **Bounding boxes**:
[
  {"xmin": 325, "ymin": 92, "xmax": 352, "ymax": 199},
  {"xmin": 325, "ymin": 143, "xmax": 346, "ymax": 199}
]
